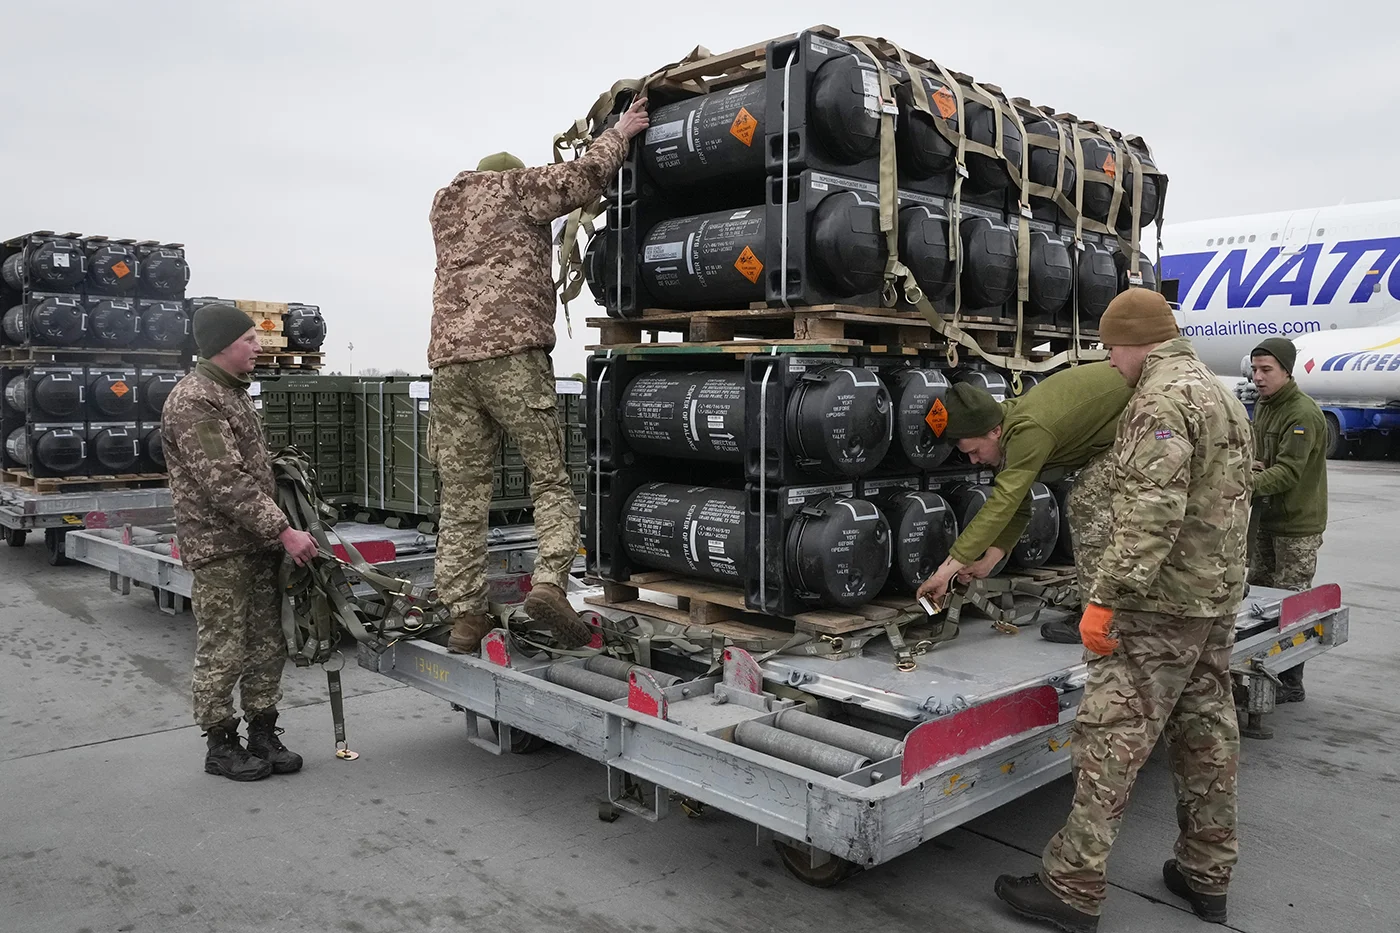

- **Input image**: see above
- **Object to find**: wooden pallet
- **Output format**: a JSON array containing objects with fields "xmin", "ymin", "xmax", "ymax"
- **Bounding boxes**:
[
  {"xmin": 585, "ymin": 570, "xmax": 905, "ymax": 637},
  {"xmin": 590, "ymin": 304, "xmax": 941, "ymax": 350},
  {"xmin": 1, "ymin": 469, "xmax": 168, "ymax": 494},
  {"xmin": 256, "ymin": 351, "xmax": 323, "ymax": 371}
]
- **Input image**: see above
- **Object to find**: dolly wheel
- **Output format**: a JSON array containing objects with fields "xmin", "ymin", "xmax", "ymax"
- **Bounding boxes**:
[
  {"xmin": 773, "ymin": 841, "xmax": 859, "ymax": 887},
  {"xmin": 4, "ymin": 528, "xmax": 27, "ymax": 548},
  {"xmin": 44, "ymin": 529, "xmax": 69, "ymax": 566}
]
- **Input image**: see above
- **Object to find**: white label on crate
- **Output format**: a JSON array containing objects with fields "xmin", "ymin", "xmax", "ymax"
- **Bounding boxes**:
[
  {"xmin": 810, "ymin": 35, "xmax": 849, "ymax": 56},
  {"xmin": 786, "ymin": 483, "xmax": 854, "ymax": 505},
  {"xmin": 418, "ymin": 400, "xmax": 429, "ymax": 412},
  {"xmin": 810, "ymin": 181, "xmax": 829, "ymax": 191},
  {"xmin": 643, "ymin": 242, "xmax": 684, "ymax": 263},
  {"xmin": 408, "ymin": 381, "xmax": 431, "ymax": 399},
  {"xmin": 646, "ymin": 120, "xmax": 684, "ymax": 144},
  {"xmin": 555, "ymin": 378, "xmax": 583, "ymax": 395},
  {"xmin": 811, "ymin": 172, "xmax": 877, "ymax": 194},
  {"xmin": 54, "ymin": 253, "xmax": 70, "ymax": 268},
  {"xmin": 248, "ymin": 381, "xmax": 261, "ymax": 397},
  {"xmin": 861, "ymin": 68, "xmax": 881, "ymax": 116},
  {"xmin": 253, "ymin": 399, "xmax": 264, "ymax": 411},
  {"xmin": 729, "ymin": 210, "xmax": 751, "ymax": 220}
]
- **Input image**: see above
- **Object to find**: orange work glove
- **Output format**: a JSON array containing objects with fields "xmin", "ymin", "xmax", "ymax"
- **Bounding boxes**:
[{"xmin": 1080, "ymin": 604, "xmax": 1119, "ymax": 656}]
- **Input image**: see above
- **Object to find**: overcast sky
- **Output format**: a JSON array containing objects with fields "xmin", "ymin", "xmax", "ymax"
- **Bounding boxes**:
[{"xmin": 4, "ymin": 1, "xmax": 1395, "ymax": 376}]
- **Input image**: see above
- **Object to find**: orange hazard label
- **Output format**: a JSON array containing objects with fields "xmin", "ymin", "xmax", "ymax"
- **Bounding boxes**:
[
  {"xmin": 260, "ymin": 319, "xmax": 277, "ymax": 330},
  {"xmin": 925, "ymin": 399, "xmax": 948, "ymax": 437},
  {"xmin": 730, "ymin": 107, "xmax": 758, "ymax": 147},
  {"xmin": 110, "ymin": 380, "xmax": 130, "ymax": 398},
  {"xmin": 111, "ymin": 260, "xmax": 131, "ymax": 278},
  {"xmin": 734, "ymin": 245, "xmax": 764, "ymax": 284},
  {"xmin": 1102, "ymin": 153, "xmax": 1117, "ymax": 178},
  {"xmin": 932, "ymin": 87, "xmax": 957, "ymax": 120}
]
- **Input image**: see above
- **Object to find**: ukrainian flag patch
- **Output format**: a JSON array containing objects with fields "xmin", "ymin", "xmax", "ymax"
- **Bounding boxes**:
[{"xmin": 1293, "ymin": 425, "xmax": 1306, "ymax": 435}]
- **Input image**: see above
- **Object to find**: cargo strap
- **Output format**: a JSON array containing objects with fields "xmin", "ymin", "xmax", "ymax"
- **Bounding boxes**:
[
  {"xmin": 845, "ymin": 39, "xmax": 1106, "ymax": 375},
  {"xmin": 273, "ymin": 449, "xmax": 451, "ymax": 756},
  {"xmin": 945, "ymin": 576, "xmax": 1078, "ymax": 633}
]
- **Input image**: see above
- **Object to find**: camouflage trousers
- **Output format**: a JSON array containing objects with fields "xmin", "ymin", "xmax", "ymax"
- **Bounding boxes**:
[
  {"xmin": 1067, "ymin": 451, "xmax": 1114, "ymax": 611},
  {"xmin": 1041, "ymin": 609, "xmax": 1240, "ymax": 916},
  {"xmin": 1248, "ymin": 531, "xmax": 1321, "ymax": 591},
  {"xmin": 430, "ymin": 350, "xmax": 577, "ymax": 617},
  {"xmin": 191, "ymin": 550, "xmax": 285, "ymax": 729}
]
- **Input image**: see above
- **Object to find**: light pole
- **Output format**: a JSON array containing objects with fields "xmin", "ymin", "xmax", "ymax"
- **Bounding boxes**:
[{"xmin": 347, "ymin": 341, "xmax": 354, "ymax": 376}]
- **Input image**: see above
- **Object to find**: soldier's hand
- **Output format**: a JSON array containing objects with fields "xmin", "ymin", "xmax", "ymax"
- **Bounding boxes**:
[
  {"xmin": 917, "ymin": 557, "xmax": 966, "ymax": 601},
  {"xmin": 958, "ymin": 547, "xmax": 1005, "ymax": 582},
  {"xmin": 279, "ymin": 527, "xmax": 320, "ymax": 567},
  {"xmin": 616, "ymin": 97, "xmax": 651, "ymax": 140},
  {"xmin": 1080, "ymin": 604, "xmax": 1119, "ymax": 656}
]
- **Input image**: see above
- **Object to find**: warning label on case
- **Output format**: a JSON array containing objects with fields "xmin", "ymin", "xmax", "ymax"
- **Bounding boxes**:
[
  {"xmin": 729, "ymin": 107, "xmax": 758, "ymax": 146},
  {"xmin": 259, "ymin": 319, "xmax": 276, "ymax": 330},
  {"xmin": 932, "ymin": 87, "xmax": 957, "ymax": 120},
  {"xmin": 1102, "ymin": 153, "xmax": 1117, "ymax": 178},
  {"xmin": 110, "ymin": 381, "xmax": 130, "ymax": 398},
  {"xmin": 734, "ymin": 245, "xmax": 764, "ymax": 284},
  {"xmin": 111, "ymin": 260, "xmax": 131, "ymax": 278},
  {"xmin": 925, "ymin": 399, "xmax": 948, "ymax": 437}
]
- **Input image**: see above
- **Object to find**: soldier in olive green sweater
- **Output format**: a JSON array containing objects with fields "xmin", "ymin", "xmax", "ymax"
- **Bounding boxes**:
[
  {"xmin": 917, "ymin": 363, "xmax": 1132, "ymax": 643},
  {"xmin": 1248, "ymin": 337, "xmax": 1329, "ymax": 702}
]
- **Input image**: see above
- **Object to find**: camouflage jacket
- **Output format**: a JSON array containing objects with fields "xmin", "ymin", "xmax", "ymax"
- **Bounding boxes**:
[
  {"xmin": 1088, "ymin": 338, "xmax": 1254, "ymax": 617},
  {"xmin": 161, "ymin": 361, "xmax": 288, "ymax": 569},
  {"xmin": 427, "ymin": 127, "xmax": 629, "ymax": 369}
]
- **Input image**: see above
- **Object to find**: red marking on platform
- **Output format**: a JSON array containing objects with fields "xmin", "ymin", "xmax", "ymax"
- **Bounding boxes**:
[
  {"xmin": 483, "ymin": 631, "xmax": 510, "ymax": 667},
  {"xmin": 901, "ymin": 685, "xmax": 1060, "ymax": 785},
  {"xmin": 722, "ymin": 647, "xmax": 763, "ymax": 695},
  {"xmin": 582, "ymin": 611, "xmax": 606, "ymax": 650},
  {"xmin": 628, "ymin": 670, "xmax": 668, "ymax": 719},
  {"xmin": 1279, "ymin": 584, "xmax": 1341, "ymax": 632},
  {"xmin": 332, "ymin": 540, "xmax": 395, "ymax": 564}
]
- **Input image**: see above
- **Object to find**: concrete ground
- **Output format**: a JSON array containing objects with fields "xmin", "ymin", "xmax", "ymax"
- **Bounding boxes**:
[{"xmin": 2, "ymin": 461, "xmax": 1396, "ymax": 933}]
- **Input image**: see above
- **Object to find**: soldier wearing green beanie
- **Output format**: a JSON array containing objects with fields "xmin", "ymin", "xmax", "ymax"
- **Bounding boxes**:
[
  {"xmin": 1247, "ymin": 336, "xmax": 1328, "ymax": 702},
  {"xmin": 161, "ymin": 302, "xmax": 320, "ymax": 781},
  {"xmin": 917, "ymin": 363, "xmax": 1132, "ymax": 645}
]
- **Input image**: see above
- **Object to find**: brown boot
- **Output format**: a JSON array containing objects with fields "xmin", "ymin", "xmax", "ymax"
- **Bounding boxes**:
[
  {"xmin": 447, "ymin": 611, "xmax": 493, "ymax": 654},
  {"xmin": 522, "ymin": 583, "xmax": 591, "ymax": 649}
]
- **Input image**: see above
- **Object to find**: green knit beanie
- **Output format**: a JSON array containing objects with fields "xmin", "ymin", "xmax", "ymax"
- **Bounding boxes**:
[
  {"xmin": 1252, "ymin": 337, "xmax": 1297, "ymax": 374},
  {"xmin": 941, "ymin": 382, "xmax": 1005, "ymax": 440},
  {"xmin": 477, "ymin": 152, "xmax": 526, "ymax": 172},
  {"xmin": 193, "ymin": 303, "xmax": 256, "ymax": 359}
]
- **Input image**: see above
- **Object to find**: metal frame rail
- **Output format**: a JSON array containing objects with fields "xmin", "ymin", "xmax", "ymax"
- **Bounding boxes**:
[
  {"xmin": 0, "ymin": 484, "xmax": 172, "ymax": 564},
  {"xmin": 360, "ymin": 585, "xmax": 1348, "ymax": 882}
]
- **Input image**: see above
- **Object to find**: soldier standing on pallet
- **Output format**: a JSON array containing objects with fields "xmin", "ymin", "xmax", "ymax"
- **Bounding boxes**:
[
  {"xmin": 915, "ymin": 363, "xmax": 1131, "ymax": 642},
  {"xmin": 162, "ymin": 303, "xmax": 320, "ymax": 782},
  {"xmin": 994, "ymin": 289, "xmax": 1252, "ymax": 933},
  {"xmin": 1247, "ymin": 336, "xmax": 1328, "ymax": 703},
  {"xmin": 427, "ymin": 97, "xmax": 651, "ymax": 654}
]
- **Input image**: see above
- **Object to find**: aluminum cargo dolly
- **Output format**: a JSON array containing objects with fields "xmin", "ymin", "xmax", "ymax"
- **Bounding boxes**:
[
  {"xmin": 63, "ymin": 522, "xmax": 564, "ymax": 614},
  {"xmin": 361, "ymin": 583, "xmax": 1348, "ymax": 886},
  {"xmin": 0, "ymin": 483, "xmax": 172, "ymax": 566}
]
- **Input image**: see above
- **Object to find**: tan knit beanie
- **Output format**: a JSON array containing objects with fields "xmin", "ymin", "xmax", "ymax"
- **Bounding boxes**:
[{"xmin": 1097, "ymin": 288, "xmax": 1180, "ymax": 347}]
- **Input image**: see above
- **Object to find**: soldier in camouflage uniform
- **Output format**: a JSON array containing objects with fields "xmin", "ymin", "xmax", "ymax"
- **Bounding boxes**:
[
  {"xmin": 915, "ymin": 364, "xmax": 1131, "ymax": 645},
  {"xmin": 1247, "ymin": 337, "xmax": 1328, "ymax": 702},
  {"xmin": 162, "ymin": 304, "xmax": 320, "ymax": 782},
  {"xmin": 995, "ymin": 289, "xmax": 1253, "ymax": 932},
  {"xmin": 427, "ymin": 97, "xmax": 650, "ymax": 654}
]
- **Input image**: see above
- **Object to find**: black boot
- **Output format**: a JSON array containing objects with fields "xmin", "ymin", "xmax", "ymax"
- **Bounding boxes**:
[
  {"xmin": 204, "ymin": 718, "xmax": 272, "ymax": 782},
  {"xmin": 1162, "ymin": 859, "xmax": 1228, "ymax": 924},
  {"xmin": 994, "ymin": 874, "xmax": 1099, "ymax": 933},
  {"xmin": 1277, "ymin": 664, "xmax": 1305, "ymax": 703},
  {"xmin": 246, "ymin": 708, "xmax": 304, "ymax": 774},
  {"xmin": 1041, "ymin": 617, "xmax": 1082, "ymax": 645}
]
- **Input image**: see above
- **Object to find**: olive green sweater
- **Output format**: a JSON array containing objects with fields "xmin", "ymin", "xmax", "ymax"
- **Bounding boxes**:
[
  {"xmin": 1252, "ymin": 379, "xmax": 1328, "ymax": 536},
  {"xmin": 949, "ymin": 362, "xmax": 1133, "ymax": 563}
]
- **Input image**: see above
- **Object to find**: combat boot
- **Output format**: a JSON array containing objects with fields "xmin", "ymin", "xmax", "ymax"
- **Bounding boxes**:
[
  {"xmin": 447, "ymin": 611, "xmax": 493, "ymax": 654},
  {"xmin": 1276, "ymin": 664, "xmax": 1305, "ymax": 703},
  {"xmin": 994, "ymin": 874, "xmax": 1099, "ymax": 933},
  {"xmin": 1041, "ymin": 617, "xmax": 1082, "ymax": 644},
  {"xmin": 204, "ymin": 718, "xmax": 272, "ymax": 782},
  {"xmin": 522, "ymin": 583, "xmax": 591, "ymax": 649},
  {"xmin": 1162, "ymin": 860, "xmax": 1228, "ymax": 924},
  {"xmin": 246, "ymin": 708, "xmax": 304, "ymax": 774}
]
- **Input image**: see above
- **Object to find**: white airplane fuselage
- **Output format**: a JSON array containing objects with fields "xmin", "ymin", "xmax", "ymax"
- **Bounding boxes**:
[{"xmin": 1160, "ymin": 199, "xmax": 1400, "ymax": 376}]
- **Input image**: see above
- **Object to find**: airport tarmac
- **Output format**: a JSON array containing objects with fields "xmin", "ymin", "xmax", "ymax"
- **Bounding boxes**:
[{"xmin": 1, "ymin": 460, "xmax": 1396, "ymax": 933}]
